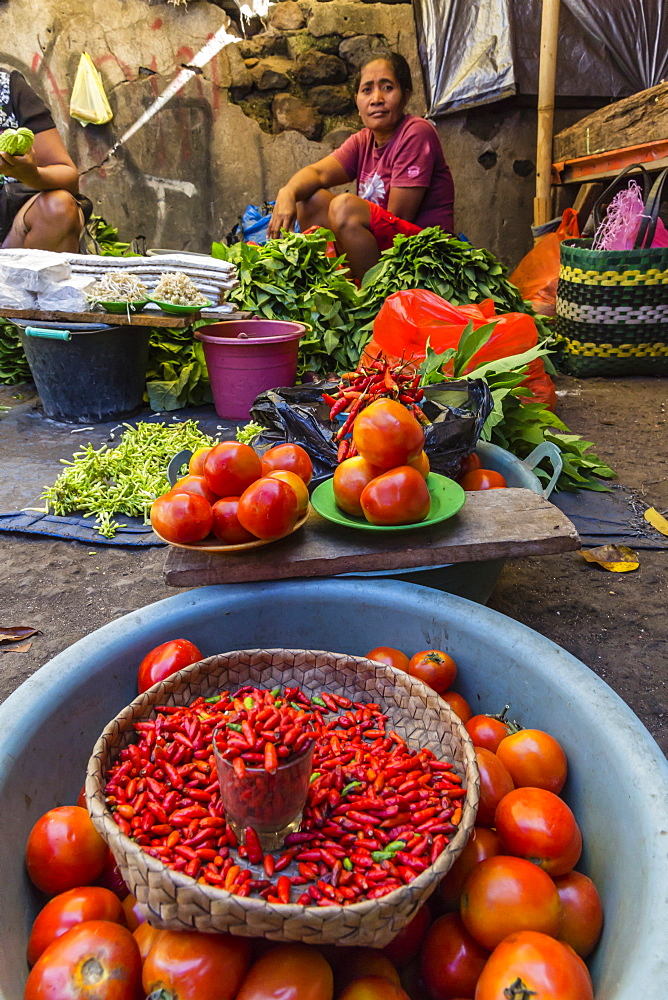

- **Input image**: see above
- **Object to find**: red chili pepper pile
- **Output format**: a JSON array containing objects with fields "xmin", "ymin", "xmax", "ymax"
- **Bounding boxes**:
[
  {"xmin": 105, "ymin": 685, "xmax": 465, "ymax": 906},
  {"xmin": 322, "ymin": 357, "xmax": 427, "ymax": 462}
]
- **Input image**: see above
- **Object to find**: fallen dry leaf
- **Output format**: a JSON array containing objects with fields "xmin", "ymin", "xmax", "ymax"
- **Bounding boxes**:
[
  {"xmin": 644, "ymin": 507, "xmax": 668, "ymax": 536},
  {"xmin": 0, "ymin": 626, "xmax": 40, "ymax": 643},
  {"xmin": 581, "ymin": 544, "xmax": 640, "ymax": 573},
  {"xmin": 0, "ymin": 641, "xmax": 32, "ymax": 653}
]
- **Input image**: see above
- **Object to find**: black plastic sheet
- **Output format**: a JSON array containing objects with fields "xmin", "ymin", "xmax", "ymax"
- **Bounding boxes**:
[{"xmin": 250, "ymin": 380, "xmax": 493, "ymax": 486}]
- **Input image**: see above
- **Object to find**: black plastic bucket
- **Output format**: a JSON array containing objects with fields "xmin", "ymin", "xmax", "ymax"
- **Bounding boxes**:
[{"xmin": 17, "ymin": 322, "xmax": 150, "ymax": 423}]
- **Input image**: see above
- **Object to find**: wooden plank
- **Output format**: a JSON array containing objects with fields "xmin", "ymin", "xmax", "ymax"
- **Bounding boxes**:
[
  {"xmin": 0, "ymin": 307, "xmax": 249, "ymax": 328},
  {"xmin": 163, "ymin": 488, "xmax": 580, "ymax": 588},
  {"xmin": 553, "ymin": 82, "xmax": 668, "ymax": 162}
]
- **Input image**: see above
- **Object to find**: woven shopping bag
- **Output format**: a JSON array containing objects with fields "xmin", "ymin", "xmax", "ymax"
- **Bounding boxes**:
[{"xmin": 555, "ymin": 164, "xmax": 668, "ymax": 376}]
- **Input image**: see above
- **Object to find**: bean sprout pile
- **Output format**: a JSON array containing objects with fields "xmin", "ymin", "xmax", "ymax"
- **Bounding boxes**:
[
  {"xmin": 88, "ymin": 272, "xmax": 148, "ymax": 303},
  {"xmin": 152, "ymin": 272, "xmax": 209, "ymax": 307}
]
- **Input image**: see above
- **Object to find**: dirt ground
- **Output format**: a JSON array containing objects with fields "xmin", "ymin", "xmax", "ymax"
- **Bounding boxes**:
[{"xmin": 0, "ymin": 374, "xmax": 666, "ymax": 754}]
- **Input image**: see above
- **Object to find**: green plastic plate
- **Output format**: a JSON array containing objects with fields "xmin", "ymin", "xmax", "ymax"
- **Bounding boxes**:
[
  {"xmin": 93, "ymin": 299, "xmax": 149, "ymax": 314},
  {"xmin": 148, "ymin": 298, "xmax": 212, "ymax": 315},
  {"xmin": 310, "ymin": 472, "xmax": 466, "ymax": 532}
]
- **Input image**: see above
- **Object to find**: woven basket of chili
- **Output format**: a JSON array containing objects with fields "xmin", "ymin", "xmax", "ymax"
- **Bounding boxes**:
[{"xmin": 86, "ymin": 648, "xmax": 479, "ymax": 947}]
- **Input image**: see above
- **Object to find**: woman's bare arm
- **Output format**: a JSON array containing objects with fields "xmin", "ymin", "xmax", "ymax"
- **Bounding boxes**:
[
  {"xmin": 0, "ymin": 128, "xmax": 79, "ymax": 195},
  {"xmin": 268, "ymin": 155, "xmax": 350, "ymax": 239}
]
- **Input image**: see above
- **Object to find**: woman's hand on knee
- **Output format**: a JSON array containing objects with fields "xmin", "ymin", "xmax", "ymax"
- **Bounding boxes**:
[{"xmin": 267, "ymin": 188, "xmax": 297, "ymax": 240}]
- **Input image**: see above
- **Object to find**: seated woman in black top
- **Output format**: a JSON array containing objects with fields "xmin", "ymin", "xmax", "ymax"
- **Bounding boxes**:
[{"xmin": 0, "ymin": 70, "xmax": 87, "ymax": 253}]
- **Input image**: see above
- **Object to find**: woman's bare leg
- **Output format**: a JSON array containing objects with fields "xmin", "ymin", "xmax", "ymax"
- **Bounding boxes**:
[
  {"xmin": 327, "ymin": 193, "xmax": 379, "ymax": 281},
  {"xmin": 296, "ymin": 188, "xmax": 334, "ymax": 232},
  {"xmin": 3, "ymin": 190, "xmax": 82, "ymax": 253}
]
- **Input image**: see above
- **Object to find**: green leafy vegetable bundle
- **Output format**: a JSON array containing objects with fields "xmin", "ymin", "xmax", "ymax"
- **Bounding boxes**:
[
  {"xmin": 145, "ymin": 326, "xmax": 212, "ymax": 411},
  {"xmin": 0, "ymin": 320, "xmax": 31, "ymax": 384},
  {"xmin": 41, "ymin": 420, "xmax": 217, "ymax": 537},
  {"xmin": 211, "ymin": 230, "xmax": 361, "ymax": 378}
]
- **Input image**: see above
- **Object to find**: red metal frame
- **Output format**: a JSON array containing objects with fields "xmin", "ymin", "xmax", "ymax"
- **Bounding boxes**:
[{"xmin": 553, "ymin": 138, "xmax": 668, "ymax": 184}]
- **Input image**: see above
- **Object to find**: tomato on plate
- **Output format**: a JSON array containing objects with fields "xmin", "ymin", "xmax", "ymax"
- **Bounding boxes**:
[
  {"xmin": 459, "ymin": 452, "xmax": 482, "ymax": 476},
  {"xmin": 460, "ymin": 855, "xmax": 562, "ymax": 950},
  {"xmin": 553, "ymin": 870, "xmax": 604, "ymax": 957},
  {"xmin": 211, "ymin": 497, "xmax": 257, "ymax": 544},
  {"xmin": 133, "ymin": 921, "xmax": 160, "ymax": 962},
  {"xmin": 27, "ymin": 886, "xmax": 125, "ymax": 966},
  {"xmin": 150, "ymin": 490, "xmax": 213, "ymax": 544},
  {"xmin": 260, "ymin": 443, "xmax": 314, "ymax": 484},
  {"xmin": 335, "ymin": 949, "xmax": 401, "ymax": 992},
  {"xmin": 143, "ymin": 929, "xmax": 252, "ymax": 1000},
  {"xmin": 235, "ymin": 943, "xmax": 333, "ymax": 1000},
  {"xmin": 408, "ymin": 450, "xmax": 430, "ymax": 478},
  {"xmin": 474, "ymin": 748, "xmax": 515, "ymax": 826},
  {"xmin": 338, "ymin": 976, "xmax": 410, "ymax": 1000},
  {"xmin": 25, "ymin": 920, "xmax": 142, "ymax": 1000},
  {"xmin": 172, "ymin": 473, "xmax": 220, "ymax": 505},
  {"xmin": 333, "ymin": 456, "xmax": 382, "ymax": 516},
  {"xmin": 496, "ymin": 729, "xmax": 568, "ymax": 794},
  {"xmin": 459, "ymin": 469, "xmax": 507, "ymax": 491},
  {"xmin": 121, "ymin": 893, "xmax": 144, "ymax": 933},
  {"xmin": 408, "ymin": 649, "xmax": 457, "ymax": 693},
  {"xmin": 474, "ymin": 931, "xmax": 594, "ymax": 1000},
  {"xmin": 188, "ymin": 446, "xmax": 212, "ymax": 476},
  {"xmin": 494, "ymin": 787, "xmax": 582, "ymax": 877},
  {"xmin": 237, "ymin": 476, "xmax": 300, "ymax": 540},
  {"xmin": 440, "ymin": 691, "xmax": 473, "ymax": 723},
  {"xmin": 26, "ymin": 806, "xmax": 108, "ymax": 896},
  {"xmin": 465, "ymin": 715, "xmax": 512, "ymax": 753},
  {"xmin": 381, "ymin": 904, "xmax": 430, "ymax": 967},
  {"xmin": 420, "ymin": 912, "xmax": 489, "ymax": 1000},
  {"xmin": 266, "ymin": 469, "xmax": 310, "ymax": 517},
  {"xmin": 203, "ymin": 441, "xmax": 262, "ymax": 497},
  {"xmin": 439, "ymin": 827, "xmax": 501, "ymax": 910},
  {"xmin": 137, "ymin": 638, "xmax": 203, "ymax": 694},
  {"xmin": 360, "ymin": 466, "xmax": 431, "ymax": 526},
  {"xmin": 353, "ymin": 398, "xmax": 424, "ymax": 471},
  {"xmin": 366, "ymin": 646, "xmax": 410, "ymax": 671}
]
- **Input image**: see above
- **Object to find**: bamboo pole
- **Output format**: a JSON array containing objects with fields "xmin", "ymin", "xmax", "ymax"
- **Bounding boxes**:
[{"xmin": 534, "ymin": 0, "xmax": 561, "ymax": 229}]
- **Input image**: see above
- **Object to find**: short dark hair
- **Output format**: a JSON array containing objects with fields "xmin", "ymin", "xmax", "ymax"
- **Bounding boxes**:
[{"xmin": 353, "ymin": 52, "xmax": 413, "ymax": 98}]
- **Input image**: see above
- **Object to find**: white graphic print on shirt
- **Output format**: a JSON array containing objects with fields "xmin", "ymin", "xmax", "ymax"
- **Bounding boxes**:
[{"xmin": 359, "ymin": 172, "xmax": 386, "ymax": 205}]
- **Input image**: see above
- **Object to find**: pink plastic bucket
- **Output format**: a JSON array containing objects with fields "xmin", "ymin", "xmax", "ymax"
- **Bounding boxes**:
[{"xmin": 194, "ymin": 319, "xmax": 305, "ymax": 420}]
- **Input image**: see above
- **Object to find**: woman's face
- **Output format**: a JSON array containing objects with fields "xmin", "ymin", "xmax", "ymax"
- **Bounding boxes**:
[{"xmin": 356, "ymin": 59, "xmax": 408, "ymax": 135}]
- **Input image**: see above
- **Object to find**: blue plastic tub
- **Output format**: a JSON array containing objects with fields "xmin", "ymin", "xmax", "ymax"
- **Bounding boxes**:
[{"xmin": 0, "ymin": 580, "xmax": 666, "ymax": 998}]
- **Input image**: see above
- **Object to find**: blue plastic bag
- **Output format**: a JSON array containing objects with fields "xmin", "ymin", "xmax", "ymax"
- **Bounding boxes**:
[{"xmin": 240, "ymin": 202, "xmax": 300, "ymax": 244}]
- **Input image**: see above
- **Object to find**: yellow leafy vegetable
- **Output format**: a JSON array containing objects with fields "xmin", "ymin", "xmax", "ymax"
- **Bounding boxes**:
[{"xmin": 0, "ymin": 127, "xmax": 34, "ymax": 155}]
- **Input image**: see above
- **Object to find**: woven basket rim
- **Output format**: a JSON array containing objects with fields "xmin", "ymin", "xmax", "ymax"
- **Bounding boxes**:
[{"xmin": 87, "ymin": 648, "xmax": 479, "ymax": 937}]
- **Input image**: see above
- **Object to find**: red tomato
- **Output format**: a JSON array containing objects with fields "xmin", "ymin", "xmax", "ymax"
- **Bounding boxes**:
[
  {"xmin": 335, "ymin": 949, "xmax": 401, "ymax": 992},
  {"xmin": 237, "ymin": 476, "xmax": 300, "ymax": 540},
  {"xmin": 496, "ymin": 729, "xmax": 568, "ymax": 794},
  {"xmin": 494, "ymin": 787, "xmax": 582, "ymax": 877},
  {"xmin": 143, "ymin": 929, "xmax": 252, "ymax": 1000},
  {"xmin": 460, "ymin": 855, "xmax": 562, "ymax": 951},
  {"xmin": 188, "ymin": 446, "xmax": 212, "ymax": 476},
  {"xmin": 95, "ymin": 848, "xmax": 129, "ymax": 900},
  {"xmin": 465, "ymin": 715, "xmax": 511, "ymax": 753},
  {"xmin": 235, "ymin": 943, "xmax": 333, "ymax": 1000},
  {"xmin": 25, "ymin": 920, "xmax": 142, "ymax": 1000},
  {"xmin": 459, "ymin": 453, "xmax": 482, "ymax": 476},
  {"xmin": 353, "ymin": 398, "xmax": 425, "ymax": 471},
  {"xmin": 133, "ymin": 921, "xmax": 160, "ymax": 962},
  {"xmin": 26, "ymin": 806, "xmax": 108, "ymax": 896},
  {"xmin": 554, "ymin": 870, "xmax": 604, "ymax": 957},
  {"xmin": 360, "ymin": 466, "xmax": 430, "ymax": 526},
  {"xmin": 474, "ymin": 748, "xmax": 515, "ymax": 826},
  {"xmin": 439, "ymin": 827, "xmax": 501, "ymax": 910},
  {"xmin": 266, "ymin": 469, "xmax": 310, "ymax": 517},
  {"xmin": 150, "ymin": 490, "xmax": 213, "ymax": 544},
  {"xmin": 474, "ymin": 931, "xmax": 594, "ymax": 1000},
  {"xmin": 333, "ymin": 456, "xmax": 382, "ymax": 516},
  {"xmin": 27, "ymin": 887, "xmax": 125, "ymax": 966},
  {"xmin": 366, "ymin": 646, "xmax": 410, "ymax": 671},
  {"xmin": 381, "ymin": 904, "xmax": 431, "ymax": 967},
  {"xmin": 260, "ymin": 443, "xmax": 314, "ymax": 484},
  {"xmin": 408, "ymin": 649, "xmax": 457, "ymax": 693},
  {"xmin": 420, "ymin": 912, "xmax": 489, "ymax": 1000},
  {"xmin": 172, "ymin": 473, "xmax": 220, "ymax": 505},
  {"xmin": 338, "ymin": 977, "xmax": 410, "ymax": 1000},
  {"xmin": 211, "ymin": 497, "xmax": 257, "ymax": 544},
  {"xmin": 440, "ymin": 691, "xmax": 473, "ymax": 723},
  {"xmin": 459, "ymin": 469, "xmax": 507, "ymax": 491},
  {"xmin": 408, "ymin": 450, "xmax": 430, "ymax": 478},
  {"xmin": 137, "ymin": 638, "xmax": 203, "ymax": 694},
  {"xmin": 203, "ymin": 441, "xmax": 262, "ymax": 496}
]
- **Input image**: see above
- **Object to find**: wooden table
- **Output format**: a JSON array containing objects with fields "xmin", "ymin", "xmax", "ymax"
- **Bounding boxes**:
[
  {"xmin": 0, "ymin": 307, "xmax": 247, "ymax": 328},
  {"xmin": 164, "ymin": 488, "xmax": 579, "ymax": 588}
]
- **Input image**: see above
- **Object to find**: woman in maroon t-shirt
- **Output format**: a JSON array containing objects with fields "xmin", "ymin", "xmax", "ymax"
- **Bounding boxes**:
[{"xmin": 267, "ymin": 52, "xmax": 454, "ymax": 280}]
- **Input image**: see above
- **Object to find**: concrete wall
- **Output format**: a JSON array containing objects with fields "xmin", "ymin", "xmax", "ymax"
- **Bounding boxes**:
[{"xmin": 2, "ymin": 0, "xmax": 586, "ymax": 269}]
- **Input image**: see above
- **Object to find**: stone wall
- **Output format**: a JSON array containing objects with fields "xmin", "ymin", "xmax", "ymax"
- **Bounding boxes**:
[{"xmin": 1, "ymin": 0, "xmax": 585, "ymax": 269}]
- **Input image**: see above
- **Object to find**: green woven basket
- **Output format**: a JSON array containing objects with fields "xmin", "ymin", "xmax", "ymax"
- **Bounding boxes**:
[{"xmin": 555, "ymin": 238, "xmax": 668, "ymax": 376}]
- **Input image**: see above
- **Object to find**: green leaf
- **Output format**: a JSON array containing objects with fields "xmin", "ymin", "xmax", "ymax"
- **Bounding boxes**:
[{"xmin": 452, "ymin": 321, "xmax": 497, "ymax": 377}]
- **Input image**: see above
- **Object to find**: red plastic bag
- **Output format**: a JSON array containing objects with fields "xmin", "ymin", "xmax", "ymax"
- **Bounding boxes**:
[
  {"xmin": 368, "ymin": 288, "xmax": 556, "ymax": 410},
  {"xmin": 509, "ymin": 208, "xmax": 579, "ymax": 316}
]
